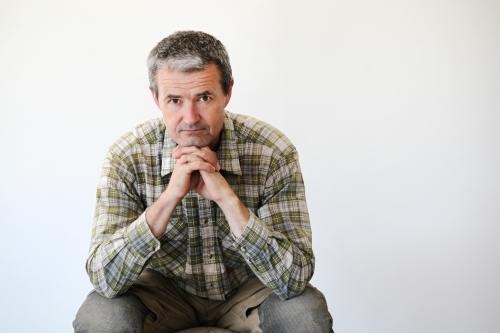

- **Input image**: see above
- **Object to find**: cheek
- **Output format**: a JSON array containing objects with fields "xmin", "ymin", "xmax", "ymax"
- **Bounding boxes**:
[
  {"xmin": 162, "ymin": 113, "xmax": 181, "ymax": 135},
  {"xmin": 209, "ymin": 115, "xmax": 224, "ymax": 134}
]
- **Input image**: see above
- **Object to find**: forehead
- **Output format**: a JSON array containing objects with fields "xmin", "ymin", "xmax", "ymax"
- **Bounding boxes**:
[{"xmin": 156, "ymin": 64, "xmax": 222, "ymax": 95}]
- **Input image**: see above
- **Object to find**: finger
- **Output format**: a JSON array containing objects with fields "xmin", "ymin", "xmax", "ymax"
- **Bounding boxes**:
[
  {"xmin": 172, "ymin": 146, "xmax": 201, "ymax": 158},
  {"xmin": 175, "ymin": 154, "xmax": 217, "ymax": 172},
  {"xmin": 199, "ymin": 147, "xmax": 221, "ymax": 171},
  {"xmin": 173, "ymin": 147, "xmax": 220, "ymax": 170},
  {"xmin": 177, "ymin": 153, "xmax": 209, "ymax": 166},
  {"xmin": 180, "ymin": 160, "xmax": 217, "ymax": 173}
]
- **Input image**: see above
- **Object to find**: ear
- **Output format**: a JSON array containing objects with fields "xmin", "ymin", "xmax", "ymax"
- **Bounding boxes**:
[
  {"xmin": 150, "ymin": 88, "xmax": 161, "ymax": 109},
  {"xmin": 224, "ymin": 78, "xmax": 234, "ymax": 107}
]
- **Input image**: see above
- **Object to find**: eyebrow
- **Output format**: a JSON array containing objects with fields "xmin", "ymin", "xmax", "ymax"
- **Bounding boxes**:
[
  {"xmin": 195, "ymin": 91, "xmax": 212, "ymax": 97},
  {"xmin": 165, "ymin": 94, "xmax": 182, "ymax": 100},
  {"xmin": 164, "ymin": 91, "xmax": 212, "ymax": 101}
]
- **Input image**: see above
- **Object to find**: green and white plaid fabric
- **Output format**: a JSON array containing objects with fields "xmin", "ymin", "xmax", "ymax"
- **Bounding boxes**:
[{"xmin": 86, "ymin": 111, "xmax": 314, "ymax": 300}]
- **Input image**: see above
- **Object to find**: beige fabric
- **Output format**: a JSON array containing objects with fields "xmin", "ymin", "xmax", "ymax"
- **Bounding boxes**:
[
  {"xmin": 177, "ymin": 329, "xmax": 233, "ymax": 333},
  {"xmin": 128, "ymin": 269, "xmax": 273, "ymax": 333}
]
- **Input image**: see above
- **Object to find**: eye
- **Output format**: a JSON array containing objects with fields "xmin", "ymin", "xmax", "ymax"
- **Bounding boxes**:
[
  {"xmin": 199, "ymin": 95, "xmax": 211, "ymax": 102},
  {"xmin": 170, "ymin": 98, "xmax": 180, "ymax": 105}
]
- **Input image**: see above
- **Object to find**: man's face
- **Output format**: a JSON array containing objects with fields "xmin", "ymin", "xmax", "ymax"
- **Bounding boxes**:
[{"xmin": 152, "ymin": 64, "xmax": 233, "ymax": 150}]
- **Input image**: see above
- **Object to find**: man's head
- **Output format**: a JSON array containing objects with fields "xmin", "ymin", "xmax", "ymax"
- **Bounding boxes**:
[{"xmin": 148, "ymin": 31, "xmax": 233, "ymax": 149}]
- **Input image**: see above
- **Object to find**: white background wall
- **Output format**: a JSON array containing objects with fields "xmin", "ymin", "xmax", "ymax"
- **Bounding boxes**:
[{"xmin": 1, "ymin": 0, "xmax": 499, "ymax": 332}]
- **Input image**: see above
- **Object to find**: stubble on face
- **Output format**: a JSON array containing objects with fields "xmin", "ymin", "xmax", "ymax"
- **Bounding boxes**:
[{"xmin": 176, "ymin": 121, "xmax": 216, "ymax": 148}]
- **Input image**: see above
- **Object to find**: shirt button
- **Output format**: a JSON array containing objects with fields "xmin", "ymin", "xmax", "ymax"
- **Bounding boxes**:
[{"xmin": 241, "ymin": 247, "xmax": 246, "ymax": 253}]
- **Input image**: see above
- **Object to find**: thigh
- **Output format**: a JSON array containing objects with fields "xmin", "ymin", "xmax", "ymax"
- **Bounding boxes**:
[
  {"xmin": 257, "ymin": 285, "xmax": 334, "ymax": 333},
  {"xmin": 73, "ymin": 291, "xmax": 149, "ymax": 333}
]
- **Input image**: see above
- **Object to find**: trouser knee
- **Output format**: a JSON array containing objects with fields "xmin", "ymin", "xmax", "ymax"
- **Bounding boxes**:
[
  {"xmin": 258, "ymin": 285, "xmax": 333, "ymax": 333},
  {"xmin": 73, "ymin": 291, "xmax": 148, "ymax": 333}
]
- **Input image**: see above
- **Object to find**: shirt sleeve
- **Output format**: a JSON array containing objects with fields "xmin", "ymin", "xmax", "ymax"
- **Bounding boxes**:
[
  {"xmin": 85, "ymin": 149, "xmax": 160, "ymax": 298},
  {"xmin": 232, "ymin": 149, "xmax": 315, "ymax": 300}
]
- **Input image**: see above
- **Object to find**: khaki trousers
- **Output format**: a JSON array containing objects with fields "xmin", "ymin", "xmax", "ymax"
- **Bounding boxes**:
[{"xmin": 127, "ymin": 269, "xmax": 273, "ymax": 333}]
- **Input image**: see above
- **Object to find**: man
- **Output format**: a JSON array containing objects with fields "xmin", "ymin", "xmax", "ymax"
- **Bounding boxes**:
[{"xmin": 74, "ymin": 31, "xmax": 333, "ymax": 333}]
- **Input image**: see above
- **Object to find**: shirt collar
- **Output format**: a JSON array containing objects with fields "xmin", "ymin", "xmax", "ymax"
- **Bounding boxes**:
[{"xmin": 161, "ymin": 112, "xmax": 242, "ymax": 177}]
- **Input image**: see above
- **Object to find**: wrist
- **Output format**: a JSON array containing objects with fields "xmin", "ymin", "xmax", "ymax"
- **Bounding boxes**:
[
  {"xmin": 216, "ymin": 191, "xmax": 250, "ymax": 238},
  {"xmin": 146, "ymin": 188, "xmax": 181, "ymax": 237}
]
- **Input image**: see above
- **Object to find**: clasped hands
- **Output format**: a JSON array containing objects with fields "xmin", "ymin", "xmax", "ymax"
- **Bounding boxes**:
[
  {"xmin": 169, "ymin": 145, "xmax": 229, "ymax": 204},
  {"xmin": 146, "ymin": 145, "xmax": 249, "ymax": 238}
]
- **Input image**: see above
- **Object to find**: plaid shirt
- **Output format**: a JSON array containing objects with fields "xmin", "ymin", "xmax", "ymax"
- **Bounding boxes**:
[{"xmin": 86, "ymin": 111, "xmax": 314, "ymax": 300}]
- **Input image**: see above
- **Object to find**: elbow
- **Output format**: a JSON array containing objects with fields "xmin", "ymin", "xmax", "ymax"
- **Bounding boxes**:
[
  {"xmin": 279, "ymin": 255, "xmax": 315, "ymax": 300},
  {"xmin": 86, "ymin": 260, "xmax": 124, "ymax": 299},
  {"xmin": 279, "ymin": 278, "xmax": 310, "ymax": 300},
  {"xmin": 92, "ymin": 285, "xmax": 123, "ymax": 299},
  {"xmin": 87, "ymin": 270, "xmax": 126, "ymax": 299}
]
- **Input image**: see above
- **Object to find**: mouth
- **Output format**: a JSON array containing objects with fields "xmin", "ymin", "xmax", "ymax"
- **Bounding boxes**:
[{"xmin": 181, "ymin": 129, "xmax": 204, "ymax": 135}]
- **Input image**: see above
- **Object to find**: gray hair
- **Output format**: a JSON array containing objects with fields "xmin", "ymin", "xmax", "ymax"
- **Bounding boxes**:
[{"xmin": 147, "ymin": 31, "xmax": 232, "ymax": 97}]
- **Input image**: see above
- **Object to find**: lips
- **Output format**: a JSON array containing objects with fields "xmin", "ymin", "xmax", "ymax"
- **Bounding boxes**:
[{"xmin": 182, "ymin": 129, "xmax": 204, "ymax": 135}]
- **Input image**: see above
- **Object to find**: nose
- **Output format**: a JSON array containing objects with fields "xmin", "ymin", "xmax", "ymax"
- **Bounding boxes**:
[{"xmin": 182, "ymin": 102, "xmax": 200, "ymax": 125}]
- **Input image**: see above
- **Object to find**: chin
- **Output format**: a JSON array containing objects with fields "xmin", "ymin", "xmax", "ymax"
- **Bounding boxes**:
[{"xmin": 177, "ymin": 139, "xmax": 211, "ymax": 148}]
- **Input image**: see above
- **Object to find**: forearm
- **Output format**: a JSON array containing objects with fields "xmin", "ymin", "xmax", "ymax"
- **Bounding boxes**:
[
  {"xmin": 145, "ymin": 185, "xmax": 182, "ymax": 237},
  {"xmin": 201, "ymin": 169, "xmax": 313, "ymax": 298},
  {"xmin": 231, "ymin": 154, "xmax": 314, "ymax": 300},
  {"xmin": 215, "ymin": 189, "xmax": 250, "ymax": 238},
  {"xmin": 87, "ymin": 185, "xmax": 182, "ymax": 297}
]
